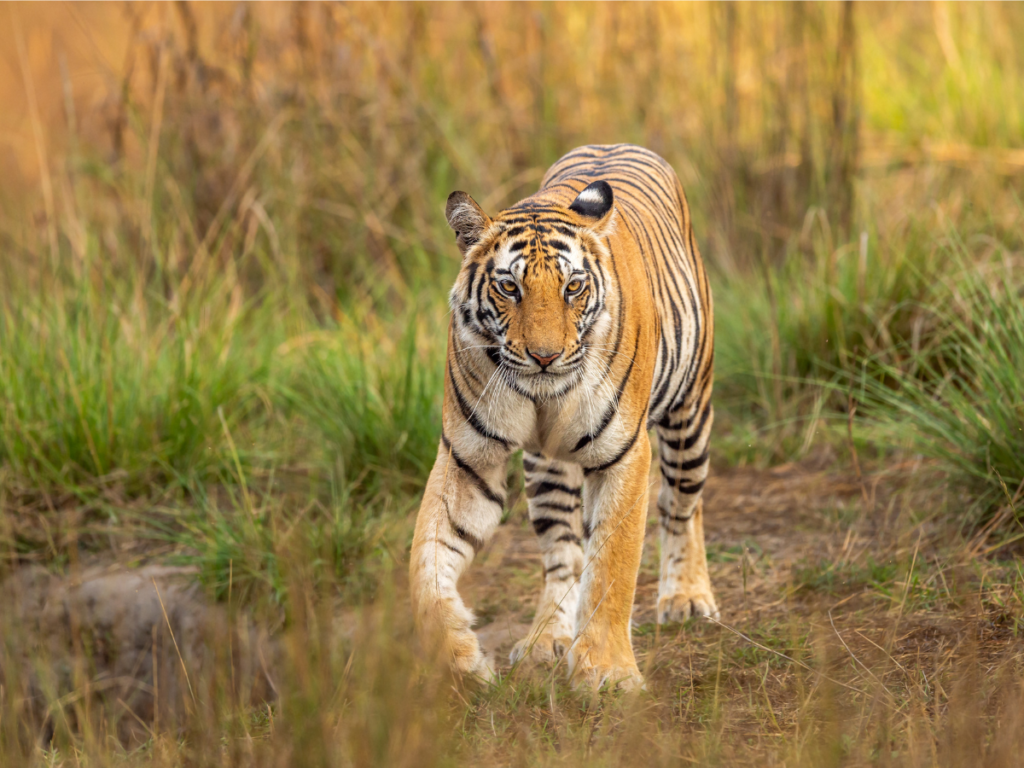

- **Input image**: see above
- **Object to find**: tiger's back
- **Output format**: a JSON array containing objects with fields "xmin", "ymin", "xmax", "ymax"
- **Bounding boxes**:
[{"xmin": 538, "ymin": 144, "xmax": 713, "ymax": 431}]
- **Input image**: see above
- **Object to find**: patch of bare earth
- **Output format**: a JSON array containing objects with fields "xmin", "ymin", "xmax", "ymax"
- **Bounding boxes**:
[
  {"xmin": 468, "ymin": 459, "xmax": 860, "ymax": 661},
  {"xmin": 2, "ymin": 457, "xmax": 1021, "ymax": 751},
  {"xmin": 466, "ymin": 457, "xmax": 1023, "ymax": 706}
]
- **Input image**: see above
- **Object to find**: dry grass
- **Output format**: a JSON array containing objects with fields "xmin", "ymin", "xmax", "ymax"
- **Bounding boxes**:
[
  {"xmin": 1, "ymin": 3, "xmax": 1023, "ymax": 766},
  {"xmin": 3, "ymin": 459, "xmax": 1023, "ymax": 766}
]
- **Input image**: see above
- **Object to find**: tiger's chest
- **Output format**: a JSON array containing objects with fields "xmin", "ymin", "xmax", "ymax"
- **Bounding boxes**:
[{"xmin": 514, "ymin": 370, "xmax": 647, "ymax": 466}]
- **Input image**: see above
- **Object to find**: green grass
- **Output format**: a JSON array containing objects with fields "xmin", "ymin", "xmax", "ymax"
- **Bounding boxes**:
[
  {"xmin": 0, "ymin": 286, "xmax": 272, "ymax": 494},
  {"xmin": 794, "ymin": 557, "xmax": 901, "ymax": 598},
  {"xmin": 0, "ymin": 262, "xmax": 445, "ymax": 604},
  {"xmin": 282, "ymin": 313, "xmax": 446, "ymax": 496},
  {"xmin": 855, "ymin": 243, "xmax": 1024, "ymax": 521},
  {"xmin": 712, "ymin": 220, "xmax": 953, "ymax": 464}
]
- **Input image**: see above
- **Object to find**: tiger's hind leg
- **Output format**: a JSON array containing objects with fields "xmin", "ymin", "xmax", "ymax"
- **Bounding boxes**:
[
  {"xmin": 509, "ymin": 452, "xmax": 585, "ymax": 665},
  {"xmin": 654, "ymin": 391, "xmax": 719, "ymax": 623}
]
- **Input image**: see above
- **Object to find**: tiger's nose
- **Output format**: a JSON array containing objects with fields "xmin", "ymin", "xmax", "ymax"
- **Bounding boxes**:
[{"xmin": 528, "ymin": 348, "xmax": 562, "ymax": 367}]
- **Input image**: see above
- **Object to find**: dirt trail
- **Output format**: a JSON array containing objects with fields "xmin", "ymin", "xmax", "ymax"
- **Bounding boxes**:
[
  {"xmin": 467, "ymin": 460, "xmax": 864, "ymax": 665},
  {"xmin": 6, "ymin": 457, "xmax": 1021, "ymax": 759},
  {"xmin": 0, "ymin": 458, "xmax": 903, "ymax": 741}
]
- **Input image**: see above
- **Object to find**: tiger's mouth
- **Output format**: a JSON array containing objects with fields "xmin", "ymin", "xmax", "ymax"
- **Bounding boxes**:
[{"xmin": 500, "ymin": 348, "xmax": 585, "ymax": 379}]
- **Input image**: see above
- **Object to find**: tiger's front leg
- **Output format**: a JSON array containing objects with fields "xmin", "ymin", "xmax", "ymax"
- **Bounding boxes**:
[
  {"xmin": 510, "ymin": 453, "xmax": 585, "ymax": 666},
  {"xmin": 655, "ymin": 394, "xmax": 718, "ymax": 623},
  {"xmin": 568, "ymin": 430, "xmax": 652, "ymax": 692},
  {"xmin": 409, "ymin": 437, "xmax": 509, "ymax": 680}
]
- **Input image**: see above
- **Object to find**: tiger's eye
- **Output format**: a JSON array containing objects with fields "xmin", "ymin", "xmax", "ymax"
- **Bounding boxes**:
[
  {"xmin": 566, "ymin": 280, "xmax": 583, "ymax": 293},
  {"xmin": 500, "ymin": 280, "xmax": 518, "ymax": 294}
]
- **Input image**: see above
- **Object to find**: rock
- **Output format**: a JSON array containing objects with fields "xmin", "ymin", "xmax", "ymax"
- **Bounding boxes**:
[{"xmin": 0, "ymin": 563, "xmax": 276, "ymax": 746}]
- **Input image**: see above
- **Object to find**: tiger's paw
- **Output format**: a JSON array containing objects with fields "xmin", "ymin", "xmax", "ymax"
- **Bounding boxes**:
[
  {"xmin": 509, "ymin": 630, "xmax": 573, "ymax": 666},
  {"xmin": 567, "ymin": 640, "xmax": 645, "ymax": 693},
  {"xmin": 455, "ymin": 650, "xmax": 497, "ymax": 685},
  {"xmin": 657, "ymin": 590, "xmax": 720, "ymax": 624},
  {"xmin": 448, "ymin": 630, "xmax": 497, "ymax": 684},
  {"xmin": 571, "ymin": 659, "xmax": 645, "ymax": 693}
]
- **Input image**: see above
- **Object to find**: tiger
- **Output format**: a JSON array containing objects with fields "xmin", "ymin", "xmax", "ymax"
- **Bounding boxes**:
[{"xmin": 409, "ymin": 144, "xmax": 717, "ymax": 691}]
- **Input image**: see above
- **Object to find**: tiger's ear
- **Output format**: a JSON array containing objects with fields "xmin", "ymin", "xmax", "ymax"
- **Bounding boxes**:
[
  {"xmin": 446, "ymin": 191, "xmax": 492, "ymax": 257},
  {"xmin": 569, "ymin": 181, "xmax": 615, "ymax": 234}
]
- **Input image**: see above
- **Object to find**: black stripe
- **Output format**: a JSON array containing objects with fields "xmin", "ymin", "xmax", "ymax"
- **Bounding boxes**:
[
  {"xmin": 593, "ymin": 234, "xmax": 626, "ymax": 381},
  {"xmin": 660, "ymin": 401, "xmax": 712, "ymax": 451},
  {"xmin": 583, "ymin": 408, "xmax": 647, "ymax": 476},
  {"xmin": 451, "ymin": 522, "xmax": 484, "ymax": 552},
  {"xmin": 614, "ymin": 180, "xmax": 704, "ymax": 428},
  {"xmin": 448, "ymin": 367, "xmax": 511, "ymax": 447},
  {"xmin": 555, "ymin": 532, "xmax": 582, "ymax": 545},
  {"xmin": 451, "ymin": 331, "xmax": 485, "ymax": 387},
  {"xmin": 445, "ymin": 497, "xmax": 485, "ymax": 553},
  {"xmin": 681, "ymin": 403, "xmax": 713, "ymax": 451},
  {"xmin": 523, "ymin": 458, "xmax": 564, "ymax": 476},
  {"xmin": 441, "ymin": 540, "xmax": 468, "ymax": 557},
  {"xmin": 441, "ymin": 434, "xmax": 504, "ymax": 507},
  {"xmin": 573, "ymin": 405, "xmax": 613, "ymax": 453},
  {"xmin": 659, "ymin": 508, "xmax": 696, "ymax": 524},
  {"xmin": 676, "ymin": 478, "xmax": 706, "ymax": 495},
  {"xmin": 618, "ymin": 201, "xmax": 687, "ymax": 413},
  {"xmin": 549, "ymin": 156, "xmax": 675, "ymax": 197},
  {"xmin": 464, "ymin": 260, "xmax": 478, "ymax": 290},
  {"xmin": 532, "ymin": 501, "xmax": 578, "ymax": 513},
  {"xmin": 660, "ymin": 448, "xmax": 710, "ymax": 473},
  {"xmin": 573, "ymin": 326, "xmax": 641, "ymax": 452},
  {"xmin": 532, "ymin": 517, "xmax": 571, "ymax": 535},
  {"xmin": 659, "ymin": 400, "xmax": 700, "ymax": 431},
  {"xmin": 526, "ymin": 480, "xmax": 582, "ymax": 497},
  {"xmin": 545, "ymin": 152, "xmax": 674, "ymax": 195}
]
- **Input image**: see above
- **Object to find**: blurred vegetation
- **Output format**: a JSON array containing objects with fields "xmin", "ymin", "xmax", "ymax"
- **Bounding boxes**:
[
  {"xmin": 1, "ymin": 4, "xmax": 1023, "ymax": 765},
  {"xmin": 1, "ymin": 1, "xmax": 1022, "ymax": 599},
  {"xmin": 0, "ymin": 0, "xmax": 1019, "ymax": 577}
]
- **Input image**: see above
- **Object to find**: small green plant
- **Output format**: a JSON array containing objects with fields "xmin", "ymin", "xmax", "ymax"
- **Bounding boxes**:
[
  {"xmin": 794, "ymin": 557, "xmax": 900, "ymax": 597},
  {"xmin": 730, "ymin": 624, "xmax": 810, "ymax": 669}
]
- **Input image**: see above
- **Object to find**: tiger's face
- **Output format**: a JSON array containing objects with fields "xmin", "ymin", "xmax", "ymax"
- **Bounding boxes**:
[{"xmin": 446, "ymin": 182, "xmax": 616, "ymax": 398}]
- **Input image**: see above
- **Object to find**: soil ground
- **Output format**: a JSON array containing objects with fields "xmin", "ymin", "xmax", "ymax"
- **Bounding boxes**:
[
  {"xmin": 472, "ymin": 458, "xmax": 874, "ymax": 665},
  {"xmin": 3, "ymin": 456, "xmax": 1022, "ymax": 750}
]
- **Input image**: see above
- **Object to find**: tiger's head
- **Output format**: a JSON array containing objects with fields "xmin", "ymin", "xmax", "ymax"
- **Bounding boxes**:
[{"xmin": 446, "ymin": 181, "xmax": 616, "ymax": 398}]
